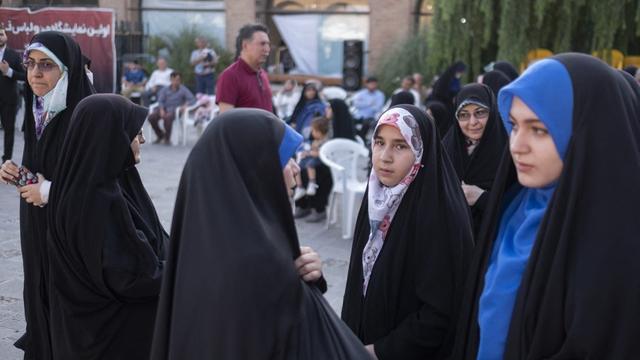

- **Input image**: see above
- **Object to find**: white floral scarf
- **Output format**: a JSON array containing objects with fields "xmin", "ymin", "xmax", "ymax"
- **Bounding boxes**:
[{"xmin": 362, "ymin": 107, "xmax": 423, "ymax": 295}]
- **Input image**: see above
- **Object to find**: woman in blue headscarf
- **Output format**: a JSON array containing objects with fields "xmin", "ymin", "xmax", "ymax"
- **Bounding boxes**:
[{"xmin": 453, "ymin": 53, "xmax": 640, "ymax": 359}]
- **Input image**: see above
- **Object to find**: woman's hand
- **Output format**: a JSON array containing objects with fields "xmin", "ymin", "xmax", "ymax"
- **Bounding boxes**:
[
  {"xmin": 0, "ymin": 160, "xmax": 19, "ymax": 185},
  {"xmin": 365, "ymin": 344, "xmax": 378, "ymax": 359},
  {"xmin": 19, "ymin": 174, "xmax": 46, "ymax": 207},
  {"xmin": 295, "ymin": 246, "xmax": 323, "ymax": 282},
  {"xmin": 461, "ymin": 181, "xmax": 485, "ymax": 206}
]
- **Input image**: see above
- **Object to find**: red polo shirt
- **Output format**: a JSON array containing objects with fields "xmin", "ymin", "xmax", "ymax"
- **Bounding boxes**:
[{"xmin": 215, "ymin": 58, "xmax": 273, "ymax": 112}]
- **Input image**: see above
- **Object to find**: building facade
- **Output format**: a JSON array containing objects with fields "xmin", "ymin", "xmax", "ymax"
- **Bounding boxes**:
[{"xmin": 2, "ymin": 0, "xmax": 434, "ymax": 75}]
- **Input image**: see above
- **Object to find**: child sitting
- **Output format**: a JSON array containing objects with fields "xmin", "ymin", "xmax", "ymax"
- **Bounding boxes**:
[{"xmin": 294, "ymin": 116, "xmax": 330, "ymax": 201}]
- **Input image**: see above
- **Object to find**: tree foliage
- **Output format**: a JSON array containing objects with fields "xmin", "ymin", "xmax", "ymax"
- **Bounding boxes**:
[
  {"xmin": 427, "ymin": 0, "xmax": 640, "ymax": 78},
  {"xmin": 374, "ymin": 30, "xmax": 430, "ymax": 96},
  {"xmin": 146, "ymin": 26, "xmax": 233, "ymax": 91}
]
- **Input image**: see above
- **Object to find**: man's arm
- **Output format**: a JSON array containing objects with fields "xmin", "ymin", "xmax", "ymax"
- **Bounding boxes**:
[{"xmin": 218, "ymin": 102, "xmax": 235, "ymax": 114}]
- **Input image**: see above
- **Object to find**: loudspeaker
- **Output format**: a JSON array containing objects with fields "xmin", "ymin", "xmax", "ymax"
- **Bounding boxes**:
[{"xmin": 342, "ymin": 40, "xmax": 364, "ymax": 91}]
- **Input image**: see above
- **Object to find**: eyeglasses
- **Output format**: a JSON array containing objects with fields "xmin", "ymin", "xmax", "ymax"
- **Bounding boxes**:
[
  {"xmin": 457, "ymin": 108, "xmax": 489, "ymax": 122},
  {"xmin": 23, "ymin": 59, "xmax": 59, "ymax": 73}
]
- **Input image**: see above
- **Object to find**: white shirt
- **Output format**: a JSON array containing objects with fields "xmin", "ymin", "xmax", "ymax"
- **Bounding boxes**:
[
  {"xmin": 273, "ymin": 89, "xmax": 301, "ymax": 119},
  {"xmin": 145, "ymin": 67, "xmax": 173, "ymax": 91}
]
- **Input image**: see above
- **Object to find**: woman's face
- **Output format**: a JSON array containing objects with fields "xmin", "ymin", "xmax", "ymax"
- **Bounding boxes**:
[
  {"xmin": 456, "ymin": 104, "xmax": 489, "ymax": 141},
  {"xmin": 26, "ymin": 50, "xmax": 63, "ymax": 97},
  {"xmin": 282, "ymin": 158, "xmax": 300, "ymax": 197},
  {"xmin": 304, "ymin": 86, "xmax": 317, "ymax": 100},
  {"xmin": 130, "ymin": 129, "xmax": 146, "ymax": 164},
  {"xmin": 508, "ymin": 96, "xmax": 563, "ymax": 188},
  {"xmin": 372, "ymin": 125, "xmax": 416, "ymax": 187}
]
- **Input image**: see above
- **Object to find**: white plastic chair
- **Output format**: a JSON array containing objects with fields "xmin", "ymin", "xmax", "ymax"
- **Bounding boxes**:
[
  {"xmin": 319, "ymin": 138, "xmax": 369, "ymax": 239},
  {"xmin": 177, "ymin": 95, "xmax": 219, "ymax": 146}
]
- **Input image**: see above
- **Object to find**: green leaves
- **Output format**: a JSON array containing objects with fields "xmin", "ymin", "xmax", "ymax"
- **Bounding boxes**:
[{"xmin": 427, "ymin": 0, "xmax": 640, "ymax": 78}]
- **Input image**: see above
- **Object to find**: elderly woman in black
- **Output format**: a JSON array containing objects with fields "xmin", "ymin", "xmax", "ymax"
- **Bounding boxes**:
[
  {"xmin": 0, "ymin": 31, "xmax": 94, "ymax": 359},
  {"xmin": 442, "ymin": 83, "xmax": 507, "ymax": 235}
]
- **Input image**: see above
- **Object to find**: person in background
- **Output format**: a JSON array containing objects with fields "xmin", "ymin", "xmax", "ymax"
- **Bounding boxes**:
[
  {"xmin": 190, "ymin": 36, "xmax": 217, "ymax": 95},
  {"xmin": 147, "ymin": 71, "xmax": 195, "ymax": 145},
  {"xmin": 273, "ymin": 79, "xmax": 300, "ymax": 122},
  {"xmin": 391, "ymin": 75, "xmax": 421, "ymax": 107},
  {"xmin": 442, "ymin": 83, "xmax": 507, "ymax": 237},
  {"xmin": 142, "ymin": 57, "xmax": 173, "ymax": 106},
  {"xmin": 0, "ymin": 29, "xmax": 26, "ymax": 162},
  {"xmin": 216, "ymin": 23, "xmax": 272, "ymax": 113},
  {"xmin": 352, "ymin": 76, "xmax": 385, "ymax": 139},
  {"xmin": 413, "ymin": 72, "xmax": 429, "ymax": 105},
  {"xmin": 293, "ymin": 116, "xmax": 330, "ymax": 201},
  {"xmin": 290, "ymin": 81, "xmax": 325, "ymax": 139},
  {"xmin": 121, "ymin": 60, "xmax": 147, "ymax": 99},
  {"xmin": 326, "ymin": 98, "xmax": 356, "ymax": 140}
]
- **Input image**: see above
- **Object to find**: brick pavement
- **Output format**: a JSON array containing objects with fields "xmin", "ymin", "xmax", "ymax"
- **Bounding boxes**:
[{"xmin": 0, "ymin": 127, "xmax": 356, "ymax": 359}]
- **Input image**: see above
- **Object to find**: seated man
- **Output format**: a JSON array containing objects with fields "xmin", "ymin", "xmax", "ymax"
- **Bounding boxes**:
[
  {"xmin": 147, "ymin": 71, "xmax": 195, "ymax": 145},
  {"xmin": 121, "ymin": 60, "xmax": 147, "ymax": 99},
  {"xmin": 141, "ymin": 57, "xmax": 173, "ymax": 106},
  {"xmin": 351, "ymin": 76, "xmax": 385, "ymax": 138}
]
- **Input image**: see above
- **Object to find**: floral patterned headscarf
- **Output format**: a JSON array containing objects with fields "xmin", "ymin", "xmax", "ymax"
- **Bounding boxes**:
[{"xmin": 362, "ymin": 107, "xmax": 424, "ymax": 294}]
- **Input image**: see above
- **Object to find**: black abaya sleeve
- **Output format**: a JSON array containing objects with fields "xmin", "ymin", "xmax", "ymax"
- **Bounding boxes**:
[
  {"xmin": 372, "ymin": 218, "xmax": 467, "ymax": 360},
  {"xmin": 102, "ymin": 199, "xmax": 165, "ymax": 300}
]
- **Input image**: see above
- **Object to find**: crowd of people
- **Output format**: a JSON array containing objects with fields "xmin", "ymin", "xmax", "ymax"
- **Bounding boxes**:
[{"xmin": 0, "ymin": 20, "xmax": 639, "ymax": 360}]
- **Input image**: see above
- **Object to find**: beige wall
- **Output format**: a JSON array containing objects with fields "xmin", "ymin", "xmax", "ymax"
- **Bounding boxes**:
[
  {"xmin": 98, "ymin": 0, "xmax": 138, "ymax": 23},
  {"xmin": 225, "ymin": 0, "xmax": 256, "ymax": 55},
  {"xmin": 368, "ymin": 0, "xmax": 414, "ymax": 73}
]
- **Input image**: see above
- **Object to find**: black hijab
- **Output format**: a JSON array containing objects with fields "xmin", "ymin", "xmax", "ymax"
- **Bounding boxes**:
[
  {"xmin": 454, "ymin": 53, "xmax": 640, "ymax": 359},
  {"xmin": 151, "ymin": 108, "xmax": 370, "ymax": 360},
  {"xmin": 15, "ymin": 31, "xmax": 94, "ymax": 359},
  {"xmin": 425, "ymin": 99, "xmax": 452, "ymax": 137},
  {"xmin": 341, "ymin": 104, "xmax": 473, "ymax": 360},
  {"xmin": 389, "ymin": 91, "xmax": 416, "ymax": 107},
  {"xmin": 623, "ymin": 65, "xmax": 637, "ymax": 77},
  {"xmin": 442, "ymin": 83, "xmax": 507, "ymax": 234},
  {"xmin": 492, "ymin": 60, "xmax": 519, "ymax": 81},
  {"xmin": 46, "ymin": 94, "xmax": 166, "ymax": 359},
  {"xmin": 430, "ymin": 61, "xmax": 466, "ymax": 105},
  {"xmin": 291, "ymin": 82, "xmax": 321, "ymax": 123},
  {"xmin": 481, "ymin": 70, "xmax": 511, "ymax": 96},
  {"xmin": 329, "ymin": 98, "xmax": 356, "ymax": 140}
]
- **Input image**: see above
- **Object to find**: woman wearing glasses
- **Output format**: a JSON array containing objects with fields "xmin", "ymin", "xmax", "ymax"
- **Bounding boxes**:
[
  {"xmin": 442, "ymin": 83, "xmax": 507, "ymax": 236},
  {"xmin": 0, "ymin": 31, "xmax": 94, "ymax": 359}
]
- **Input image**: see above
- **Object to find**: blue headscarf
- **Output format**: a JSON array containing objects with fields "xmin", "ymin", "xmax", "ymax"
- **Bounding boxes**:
[
  {"xmin": 476, "ymin": 59, "xmax": 573, "ymax": 359},
  {"xmin": 278, "ymin": 123, "xmax": 303, "ymax": 168}
]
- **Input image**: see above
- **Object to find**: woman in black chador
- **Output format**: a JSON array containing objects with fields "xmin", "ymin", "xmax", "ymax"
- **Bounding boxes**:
[
  {"xmin": 0, "ymin": 31, "xmax": 94, "ymax": 359},
  {"xmin": 453, "ymin": 53, "xmax": 640, "ymax": 359},
  {"xmin": 443, "ymin": 83, "xmax": 507, "ymax": 236},
  {"xmin": 150, "ymin": 108, "xmax": 370, "ymax": 360},
  {"xmin": 46, "ymin": 94, "xmax": 168, "ymax": 359},
  {"xmin": 341, "ymin": 104, "xmax": 474, "ymax": 360}
]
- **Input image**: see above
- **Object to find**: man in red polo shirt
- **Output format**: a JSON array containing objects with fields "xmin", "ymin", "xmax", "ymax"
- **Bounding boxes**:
[{"xmin": 216, "ymin": 23, "xmax": 273, "ymax": 113}]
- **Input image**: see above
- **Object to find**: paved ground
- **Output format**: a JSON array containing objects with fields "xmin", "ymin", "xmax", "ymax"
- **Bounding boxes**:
[{"xmin": 0, "ymin": 126, "xmax": 357, "ymax": 359}]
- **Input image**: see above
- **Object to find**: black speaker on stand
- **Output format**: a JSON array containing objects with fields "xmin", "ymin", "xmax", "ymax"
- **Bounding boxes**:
[{"xmin": 342, "ymin": 40, "xmax": 364, "ymax": 91}]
